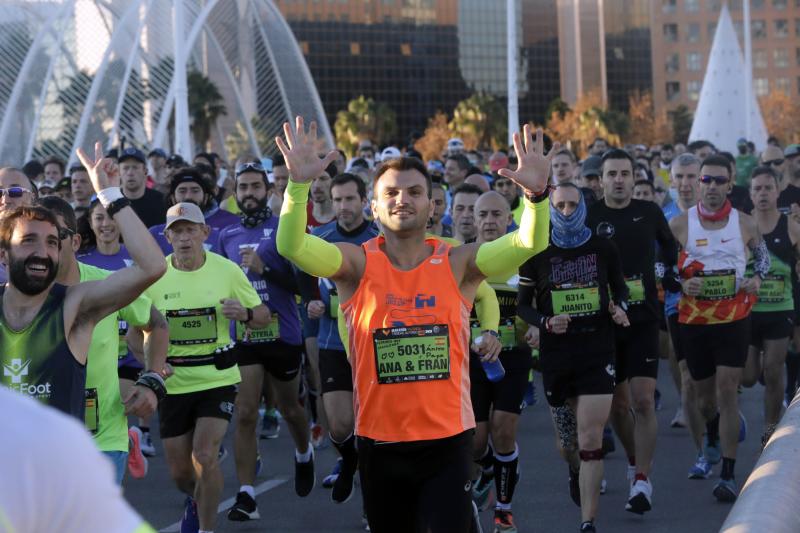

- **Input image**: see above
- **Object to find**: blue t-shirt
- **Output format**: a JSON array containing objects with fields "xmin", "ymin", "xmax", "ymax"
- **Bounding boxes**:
[
  {"xmin": 218, "ymin": 216, "xmax": 302, "ymax": 346},
  {"xmin": 312, "ymin": 219, "xmax": 380, "ymax": 351},
  {"xmin": 148, "ymin": 205, "xmax": 238, "ymax": 256}
]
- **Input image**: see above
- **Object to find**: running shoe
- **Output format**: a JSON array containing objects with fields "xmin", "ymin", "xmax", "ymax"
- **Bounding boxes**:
[
  {"xmin": 332, "ymin": 458, "xmax": 357, "ymax": 504},
  {"xmin": 472, "ymin": 473, "xmax": 495, "ymax": 512},
  {"xmin": 626, "ymin": 465, "xmax": 636, "ymax": 486},
  {"xmin": 260, "ymin": 409, "xmax": 280, "ymax": 439},
  {"xmin": 255, "ymin": 453, "xmax": 263, "ymax": 478},
  {"xmin": 522, "ymin": 381, "xmax": 537, "ymax": 408},
  {"xmin": 180, "ymin": 496, "xmax": 199, "ymax": 533},
  {"xmin": 625, "ymin": 478, "xmax": 653, "ymax": 514},
  {"xmin": 493, "ymin": 509, "xmax": 517, "ymax": 533},
  {"xmin": 323, "ymin": 458, "xmax": 342, "ymax": 488},
  {"xmin": 670, "ymin": 405, "xmax": 686, "ymax": 428},
  {"xmin": 140, "ymin": 429, "xmax": 156, "ymax": 457},
  {"xmin": 601, "ymin": 426, "xmax": 615, "ymax": 455},
  {"xmin": 580, "ymin": 521, "xmax": 597, "ymax": 532},
  {"xmin": 688, "ymin": 453, "xmax": 712, "ymax": 479},
  {"xmin": 227, "ymin": 491, "xmax": 260, "ymax": 521},
  {"xmin": 127, "ymin": 427, "xmax": 149, "ymax": 479},
  {"xmin": 702, "ymin": 434, "xmax": 722, "ymax": 465},
  {"xmin": 713, "ymin": 478, "xmax": 738, "ymax": 503},
  {"xmin": 311, "ymin": 423, "xmax": 326, "ymax": 449},
  {"xmin": 600, "ymin": 479, "xmax": 607, "ymax": 495},
  {"xmin": 568, "ymin": 467, "xmax": 580, "ymax": 507},
  {"xmin": 738, "ymin": 411, "xmax": 747, "ymax": 443},
  {"xmin": 218, "ymin": 444, "xmax": 228, "ymax": 464},
  {"xmin": 295, "ymin": 449, "xmax": 315, "ymax": 497}
]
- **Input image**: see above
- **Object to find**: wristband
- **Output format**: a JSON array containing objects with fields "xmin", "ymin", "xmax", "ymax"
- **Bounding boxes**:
[
  {"xmin": 544, "ymin": 316, "xmax": 554, "ymax": 333},
  {"xmin": 96, "ymin": 186, "xmax": 124, "ymax": 208},
  {"xmin": 525, "ymin": 186, "xmax": 551, "ymax": 204},
  {"xmin": 106, "ymin": 197, "xmax": 131, "ymax": 219},
  {"xmin": 241, "ymin": 307, "xmax": 254, "ymax": 324},
  {"xmin": 482, "ymin": 330, "xmax": 500, "ymax": 339},
  {"xmin": 135, "ymin": 371, "xmax": 167, "ymax": 403}
]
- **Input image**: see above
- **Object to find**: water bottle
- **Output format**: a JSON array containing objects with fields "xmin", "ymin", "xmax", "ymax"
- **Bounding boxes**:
[{"xmin": 474, "ymin": 335, "xmax": 506, "ymax": 382}]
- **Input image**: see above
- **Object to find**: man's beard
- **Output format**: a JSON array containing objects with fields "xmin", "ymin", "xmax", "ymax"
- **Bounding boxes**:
[
  {"xmin": 8, "ymin": 253, "xmax": 57, "ymax": 296},
  {"xmin": 236, "ymin": 195, "xmax": 268, "ymax": 215}
]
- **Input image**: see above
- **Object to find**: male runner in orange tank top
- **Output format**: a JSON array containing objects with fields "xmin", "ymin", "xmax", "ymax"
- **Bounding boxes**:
[{"xmin": 275, "ymin": 117, "xmax": 553, "ymax": 533}]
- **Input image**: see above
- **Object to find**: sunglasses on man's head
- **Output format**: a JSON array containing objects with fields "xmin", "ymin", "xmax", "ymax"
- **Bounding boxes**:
[
  {"xmin": 235, "ymin": 162, "xmax": 265, "ymax": 177},
  {"xmin": 0, "ymin": 187, "xmax": 30, "ymax": 198},
  {"xmin": 699, "ymin": 175, "xmax": 730, "ymax": 185}
]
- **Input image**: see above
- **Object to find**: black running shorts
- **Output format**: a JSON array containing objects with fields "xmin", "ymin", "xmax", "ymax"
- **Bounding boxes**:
[
  {"xmin": 469, "ymin": 350, "xmax": 531, "ymax": 421},
  {"xmin": 540, "ymin": 351, "xmax": 615, "ymax": 408},
  {"xmin": 159, "ymin": 384, "xmax": 238, "ymax": 439},
  {"xmin": 235, "ymin": 341, "xmax": 303, "ymax": 381},
  {"xmin": 614, "ymin": 320, "xmax": 660, "ymax": 382},
  {"xmin": 679, "ymin": 318, "xmax": 751, "ymax": 381},
  {"xmin": 750, "ymin": 311, "xmax": 794, "ymax": 347},
  {"xmin": 319, "ymin": 348, "xmax": 353, "ymax": 394}
]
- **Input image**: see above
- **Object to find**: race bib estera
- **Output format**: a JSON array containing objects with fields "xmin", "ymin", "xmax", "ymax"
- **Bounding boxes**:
[
  {"xmin": 236, "ymin": 314, "xmax": 280, "ymax": 343},
  {"xmin": 372, "ymin": 324, "xmax": 450, "ymax": 384}
]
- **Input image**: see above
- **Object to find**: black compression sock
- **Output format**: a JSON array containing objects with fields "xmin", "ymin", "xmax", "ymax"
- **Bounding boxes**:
[
  {"xmin": 478, "ymin": 443, "xmax": 494, "ymax": 473},
  {"xmin": 140, "ymin": 426, "xmax": 149, "ymax": 434},
  {"xmin": 493, "ymin": 445, "xmax": 519, "ymax": 507},
  {"xmin": 721, "ymin": 457, "xmax": 736, "ymax": 480},
  {"xmin": 706, "ymin": 413, "xmax": 720, "ymax": 443},
  {"xmin": 331, "ymin": 433, "xmax": 358, "ymax": 472}
]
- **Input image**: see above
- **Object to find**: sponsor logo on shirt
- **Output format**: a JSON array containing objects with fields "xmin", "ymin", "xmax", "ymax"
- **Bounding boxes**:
[
  {"xmin": 3, "ymin": 358, "xmax": 52, "ymax": 398},
  {"xmin": 3, "ymin": 358, "xmax": 29, "ymax": 384},
  {"xmin": 695, "ymin": 239, "xmax": 708, "ymax": 247}
]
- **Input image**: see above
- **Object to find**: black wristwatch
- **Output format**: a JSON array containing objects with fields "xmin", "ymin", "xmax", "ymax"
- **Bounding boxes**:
[
  {"xmin": 106, "ymin": 197, "xmax": 131, "ymax": 218},
  {"xmin": 241, "ymin": 307, "xmax": 254, "ymax": 324},
  {"xmin": 525, "ymin": 186, "xmax": 551, "ymax": 204}
]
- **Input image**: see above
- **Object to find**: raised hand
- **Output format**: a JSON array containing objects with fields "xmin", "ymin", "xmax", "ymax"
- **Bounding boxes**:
[
  {"xmin": 497, "ymin": 125, "xmax": 561, "ymax": 195},
  {"xmin": 274, "ymin": 116, "xmax": 338, "ymax": 183},
  {"xmin": 76, "ymin": 141, "xmax": 119, "ymax": 192}
]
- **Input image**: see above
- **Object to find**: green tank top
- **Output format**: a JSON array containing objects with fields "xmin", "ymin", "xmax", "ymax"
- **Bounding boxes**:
[
  {"xmin": 0, "ymin": 284, "xmax": 86, "ymax": 419},
  {"xmin": 749, "ymin": 215, "xmax": 795, "ymax": 313}
]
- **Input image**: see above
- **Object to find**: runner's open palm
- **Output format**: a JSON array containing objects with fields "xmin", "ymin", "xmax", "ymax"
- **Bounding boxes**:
[
  {"xmin": 497, "ymin": 125, "xmax": 560, "ymax": 195},
  {"xmin": 76, "ymin": 141, "xmax": 119, "ymax": 192},
  {"xmin": 275, "ymin": 117, "xmax": 338, "ymax": 183}
]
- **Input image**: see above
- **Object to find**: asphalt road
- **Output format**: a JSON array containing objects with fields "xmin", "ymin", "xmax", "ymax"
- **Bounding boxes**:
[{"xmin": 125, "ymin": 360, "xmax": 767, "ymax": 533}]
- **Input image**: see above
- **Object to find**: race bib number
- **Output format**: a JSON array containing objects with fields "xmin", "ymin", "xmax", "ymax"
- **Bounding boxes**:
[
  {"xmin": 625, "ymin": 276, "xmax": 645, "ymax": 305},
  {"xmin": 236, "ymin": 314, "xmax": 280, "ymax": 343},
  {"xmin": 118, "ymin": 320, "xmax": 128, "ymax": 337},
  {"xmin": 697, "ymin": 270, "xmax": 736, "ymax": 301},
  {"xmin": 758, "ymin": 274, "xmax": 786, "ymax": 303},
  {"xmin": 166, "ymin": 307, "xmax": 218, "ymax": 345},
  {"xmin": 372, "ymin": 324, "xmax": 450, "ymax": 384},
  {"xmin": 84, "ymin": 388, "xmax": 99, "ymax": 434},
  {"xmin": 470, "ymin": 321, "xmax": 517, "ymax": 350},
  {"xmin": 329, "ymin": 293, "xmax": 339, "ymax": 319},
  {"xmin": 551, "ymin": 283, "xmax": 601, "ymax": 317}
]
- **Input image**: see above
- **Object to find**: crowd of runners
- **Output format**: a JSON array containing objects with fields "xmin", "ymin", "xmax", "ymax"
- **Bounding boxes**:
[{"xmin": 1, "ymin": 116, "xmax": 798, "ymax": 533}]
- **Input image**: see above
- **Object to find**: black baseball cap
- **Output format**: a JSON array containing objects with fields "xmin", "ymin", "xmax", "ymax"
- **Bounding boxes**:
[{"xmin": 118, "ymin": 147, "xmax": 146, "ymax": 164}]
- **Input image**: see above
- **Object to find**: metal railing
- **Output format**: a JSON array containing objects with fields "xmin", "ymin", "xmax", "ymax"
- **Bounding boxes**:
[{"xmin": 720, "ymin": 390, "xmax": 800, "ymax": 532}]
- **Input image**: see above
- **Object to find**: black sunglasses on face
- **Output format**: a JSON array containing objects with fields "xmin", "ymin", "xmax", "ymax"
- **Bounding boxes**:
[
  {"xmin": 58, "ymin": 227, "xmax": 76, "ymax": 241},
  {"xmin": 0, "ymin": 187, "xmax": 30, "ymax": 198},
  {"xmin": 763, "ymin": 159, "xmax": 784, "ymax": 167},
  {"xmin": 699, "ymin": 175, "xmax": 730, "ymax": 185}
]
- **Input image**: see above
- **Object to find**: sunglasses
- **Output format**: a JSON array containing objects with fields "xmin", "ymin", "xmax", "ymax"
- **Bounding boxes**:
[
  {"xmin": 235, "ymin": 162, "xmax": 265, "ymax": 176},
  {"xmin": 654, "ymin": 188, "xmax": 666, "ymax": 193},
  {"xmin": 0, "ymin": 186, "xmax": 30, "ymax": 198},
  {"xmin": 58, "ymin": 227, "xmax": 76, "ymax": 241},
  {"xmin": 763, "ymin": 159, "xmax": 785, "ymax": 167},
  {"xmin": 699, "ymin": 175, "xmax": 730, "ymax": 185}
]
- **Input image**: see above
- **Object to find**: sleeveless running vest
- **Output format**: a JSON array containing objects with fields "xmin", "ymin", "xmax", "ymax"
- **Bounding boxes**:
[
  {"xmin": 750, "ymin": 214, "xmax": 795, "ymax": 313},
  {"xmin": 341, "ymin": 236, "xmax": 474, "ymax": 442},
  {"xmin": 678, "ymin": 207, "xmax": 754, "ymax": 325},
  {"xmin": 0, "ymin": 284, "xmax": 86, "ymax": 419}
]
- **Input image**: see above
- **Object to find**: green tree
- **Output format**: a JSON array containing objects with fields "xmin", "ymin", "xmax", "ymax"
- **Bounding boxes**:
[
  {"xmin": 449, "ymin": 92, "xmax": 507, "ymax": 151},
  {"xmin": 669, "ymin": 105, "xmax": 693, "ymax": 144},
  {"xmin": 334, "ymin": 95, "xmax": 397, "ymax": 156},
  {"xmin": 187, "ymin": 70, "xmax": 227, "ymax": 152},
  {"xmin": 225, "ymin": 117, "xmax": 273, "ymax": 162}
]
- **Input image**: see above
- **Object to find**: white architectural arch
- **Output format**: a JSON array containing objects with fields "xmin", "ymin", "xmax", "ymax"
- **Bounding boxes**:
[{"xmin": 0, "ymin": 0, "xmax": 332, "ymax": 166}]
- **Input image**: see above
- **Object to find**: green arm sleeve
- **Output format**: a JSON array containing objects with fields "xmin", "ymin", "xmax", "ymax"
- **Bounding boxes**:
[
  {"xmin": 474, "ymin": 280, "xmax": 500, "ymax": 332},
  {"xmin": 276, "ymin": 180, "xmax": 343, "ymax": 278},
  {"xmin": 475, "ymin": 198, "xmax": 549, "ymax": 278}
]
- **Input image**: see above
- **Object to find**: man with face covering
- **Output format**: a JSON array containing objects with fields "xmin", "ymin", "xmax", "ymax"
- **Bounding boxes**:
[
  {"xmin": 148, "ymin": 167, "xmax": 239, "ymax": 255},
  {"xmin": 518, "ymin": 183, "xmax": 629, "ymax": 533}
]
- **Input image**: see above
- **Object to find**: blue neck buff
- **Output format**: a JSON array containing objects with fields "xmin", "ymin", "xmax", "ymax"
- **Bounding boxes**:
[{"xmin": 550, "ymin": 194, "xmax": 592, "ymax": 249}]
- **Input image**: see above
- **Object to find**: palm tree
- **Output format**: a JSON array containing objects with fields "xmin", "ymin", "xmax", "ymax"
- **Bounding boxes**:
[
  {"xmin": 449, "ymin": 93, "xmax": 507, "ymax": 151},
  {"xmin": 187, "ymin": 70, "xmax": 227, "ymax": 152},
  {"xmin": 334, "ymin": 95, "xmax": 397, "ymax": 156}
]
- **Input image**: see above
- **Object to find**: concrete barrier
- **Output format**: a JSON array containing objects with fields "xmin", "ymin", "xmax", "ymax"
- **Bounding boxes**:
[{"xmin": 720, "ymin": 391, "xmax": 800, "ymax": 532}]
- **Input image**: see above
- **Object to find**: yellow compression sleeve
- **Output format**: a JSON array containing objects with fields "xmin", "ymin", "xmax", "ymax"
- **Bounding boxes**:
[
  {"xmin": 277, "ymin": 180, "xmax": 343, "ymax": 278},
  {"xmin": 475, "ymin": 197, "xmax": 549, "ymax": 278},
  {"xmin": 474, "ymin": 279, "xmax": 500, "ymax": 332}
]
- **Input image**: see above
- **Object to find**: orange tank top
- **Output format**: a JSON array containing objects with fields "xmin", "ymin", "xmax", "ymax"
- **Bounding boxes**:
[{"xmin": 341, "ymin": 236, "xmax": 475, "ymax": 442}]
